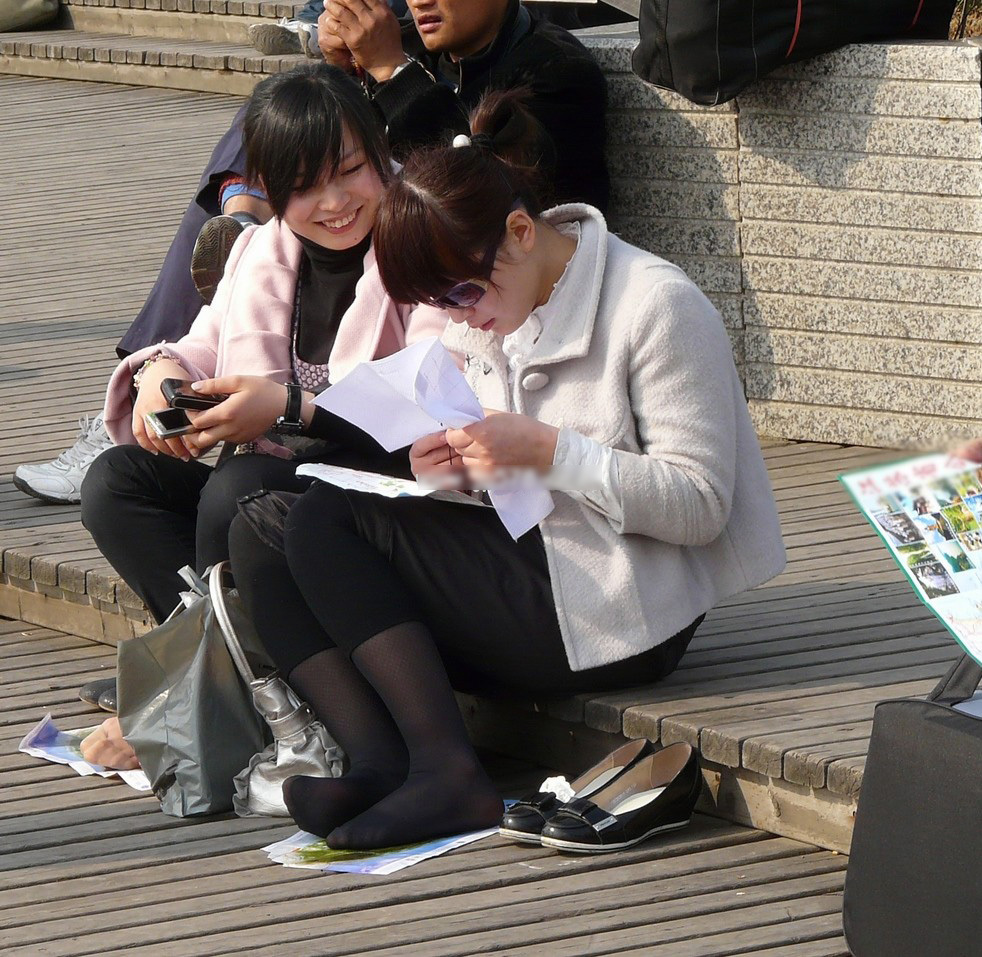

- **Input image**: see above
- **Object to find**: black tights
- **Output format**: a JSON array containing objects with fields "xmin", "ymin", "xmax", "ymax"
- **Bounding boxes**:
[{"xmin": 229, "ymin": 511, "xmax": 501, "ymax": 847}]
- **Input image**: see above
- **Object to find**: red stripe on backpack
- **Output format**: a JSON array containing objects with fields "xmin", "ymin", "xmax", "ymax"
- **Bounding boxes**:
[{"xmin": 785, "ymin": 0, "xmax": 803, "ymax": 57}]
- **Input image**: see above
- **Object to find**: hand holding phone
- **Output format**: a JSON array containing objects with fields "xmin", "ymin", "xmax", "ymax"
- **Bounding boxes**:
[
  {"xmin": 145, "ymin": 407, "xmax": 193, "ymax": 439},
  {"xmin": 130, "ymin": 356, "xmax": 200, "ymax": 459},
  {"xmin": 161, "ymin": 378, "xmax": 228, "ymax": 411}
]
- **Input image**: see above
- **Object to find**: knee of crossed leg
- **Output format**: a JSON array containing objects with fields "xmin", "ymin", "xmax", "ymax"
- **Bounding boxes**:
[{"xmin": 282, "ymin": 482, "xmax": 357, "ymax": 562}]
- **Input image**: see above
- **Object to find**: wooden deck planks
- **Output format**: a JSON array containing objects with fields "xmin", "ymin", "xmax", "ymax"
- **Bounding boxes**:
[{"xmin": 0, "ymin": 617, "xmax": 849, "ymax": 955}]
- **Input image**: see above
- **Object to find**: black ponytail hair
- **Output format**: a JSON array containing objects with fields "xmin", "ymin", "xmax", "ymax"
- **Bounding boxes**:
[
  {"xmin": 373, "ymin": 88, "xmax": 556, "ymax": 305},
  {"xmin": 243, "ymin": 62, "xmax": 391, "ymax": 219}
]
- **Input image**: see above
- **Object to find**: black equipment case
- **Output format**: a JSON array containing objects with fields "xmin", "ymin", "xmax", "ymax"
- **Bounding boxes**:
[{"xmin": 843, "ymin": 653, "xmax": 982, "ymax": 955}]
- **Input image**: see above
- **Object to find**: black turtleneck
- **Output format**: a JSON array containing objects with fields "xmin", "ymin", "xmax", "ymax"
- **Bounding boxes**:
[{"xmin": 293, "ymin": 231, "xmax": 372, "ymax": 366}]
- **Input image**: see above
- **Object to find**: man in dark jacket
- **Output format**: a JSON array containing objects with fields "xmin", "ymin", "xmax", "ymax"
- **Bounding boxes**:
[
  {"xmin": 320, "ymin": 0, "xmax": 608, "ymax": 210},
  {"xmin": 14, "ymin": 0, "xmax": 608, "ymax": 507}
]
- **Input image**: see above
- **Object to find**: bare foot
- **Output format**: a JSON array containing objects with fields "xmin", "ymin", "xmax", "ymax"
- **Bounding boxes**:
[{"xmin": 80, "ymin": 717, "xmax": 140, "ymax": 770}]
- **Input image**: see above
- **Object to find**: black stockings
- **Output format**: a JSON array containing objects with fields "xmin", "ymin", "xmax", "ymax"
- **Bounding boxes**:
[{"xmin": 229, "ymin": 510, "xmax": 502, "ymax": 847}]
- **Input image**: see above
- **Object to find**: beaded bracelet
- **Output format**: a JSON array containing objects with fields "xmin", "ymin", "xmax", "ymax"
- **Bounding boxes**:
[{"xmin": 132, "ymin": 352, "xmax": 167, "ymax": 390}]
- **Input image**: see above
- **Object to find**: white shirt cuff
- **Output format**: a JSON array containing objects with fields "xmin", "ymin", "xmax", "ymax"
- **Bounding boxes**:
[{"xmin": 549, "ymin": 427, "xmax": 624, "ymax": 524}]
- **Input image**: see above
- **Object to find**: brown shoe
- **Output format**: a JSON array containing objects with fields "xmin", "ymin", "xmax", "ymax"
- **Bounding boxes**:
[
  {"xmin": 248, "ymin": 20, "xmax": 302, "ymax": 55},
  {"xmin": 190, "ymin": 213, "xmax": 257, "ymax": 304}
]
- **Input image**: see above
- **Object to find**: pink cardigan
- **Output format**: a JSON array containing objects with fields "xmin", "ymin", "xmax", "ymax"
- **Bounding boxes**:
[{"xmin": 104, "ymin": 218, "xmax": 449, "ymax": 444}]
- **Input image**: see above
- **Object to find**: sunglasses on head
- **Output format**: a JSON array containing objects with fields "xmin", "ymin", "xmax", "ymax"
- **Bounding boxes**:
[{"xmin": 428, "ymin": 278, "xmax": 490, "ymax": 310}]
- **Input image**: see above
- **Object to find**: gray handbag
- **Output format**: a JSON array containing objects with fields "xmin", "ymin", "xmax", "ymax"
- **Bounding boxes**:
[
  {"xmin": 118, "ymin": 565, "xmax": 272, "ymax": 817},
  {"xmin": 208, "ymin": 563, "xmax": 345, "ymax": 817}
]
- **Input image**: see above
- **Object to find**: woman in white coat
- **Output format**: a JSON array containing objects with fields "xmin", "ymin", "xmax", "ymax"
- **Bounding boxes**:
[{"xmin": 224, "ymin": 91, "xmax": 786, "ymax": 851}]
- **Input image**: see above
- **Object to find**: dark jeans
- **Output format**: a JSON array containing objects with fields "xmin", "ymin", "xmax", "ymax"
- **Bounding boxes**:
[
  {"xmin": 116, "ymin": 106, "xmax": 249, "ymax": 357},
  {"xmin": 80, "ymin": 445, "xmax": 312, "ymax": 623}
]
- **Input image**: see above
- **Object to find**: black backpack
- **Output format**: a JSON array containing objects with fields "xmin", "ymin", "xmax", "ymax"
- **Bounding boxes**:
[{"xmin": 632, "ymin": 0, "xmax": 962, "ymax": 105}]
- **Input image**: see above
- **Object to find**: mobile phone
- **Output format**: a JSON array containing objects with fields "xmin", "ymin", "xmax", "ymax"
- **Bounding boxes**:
[
  {"xmin": 145, "ymin": 408, "xmax": 193, "ymax": 439},
  {"xmin": 161, "ymin": 378, "xmax": 228, "ymax": 411}
]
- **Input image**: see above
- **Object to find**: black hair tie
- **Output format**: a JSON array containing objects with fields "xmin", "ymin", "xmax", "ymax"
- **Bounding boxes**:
[{"xmin": 469, "ymin": 132, "xmax": 496, "ymax": 154}]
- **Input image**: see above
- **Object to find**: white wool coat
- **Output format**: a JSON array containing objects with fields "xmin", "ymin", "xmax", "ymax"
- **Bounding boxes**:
[{"xmin": 442, "ymin": 204, "xmax": 786, "ymax": 671}]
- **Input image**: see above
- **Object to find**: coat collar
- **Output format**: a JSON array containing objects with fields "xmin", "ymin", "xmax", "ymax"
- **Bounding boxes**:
[
  {"xmin": 450, "ymin": 204, "xmax": 608, "ymax": 371},
  {"xmin": 529, "ymin": 204, "xmax": 608, "ymax": 367}
]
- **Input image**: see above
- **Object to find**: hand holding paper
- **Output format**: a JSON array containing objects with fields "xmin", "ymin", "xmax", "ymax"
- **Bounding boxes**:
[{"xmin": 313, "ymin": 338, "xmax": 554, "ymax": 538}]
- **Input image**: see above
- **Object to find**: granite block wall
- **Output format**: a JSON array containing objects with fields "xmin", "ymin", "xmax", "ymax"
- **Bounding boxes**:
[{"xmin": 584, "ymin": 37, "xmax": 982, "ymax": 450}]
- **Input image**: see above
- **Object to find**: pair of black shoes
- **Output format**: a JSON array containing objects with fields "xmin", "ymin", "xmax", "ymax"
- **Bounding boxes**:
[
  {"xmin": 500, "ymin": 740, "xmax": 701, "ymax": 854},
  {"xmin": 78, "ymin": 676, "xmax": 117, "ymax": 714}
]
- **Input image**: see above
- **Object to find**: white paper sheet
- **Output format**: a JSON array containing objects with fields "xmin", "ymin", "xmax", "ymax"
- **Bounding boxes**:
[
  {"xmin": 295, "ymin": 463, "xmax": 480, "ymax": 507},
  {"xmin": 314, "ymin": 338, "xmax": 553, "ymax": 539},
  {"xmin": 315, "ymin": 337, "xmax": 483, "ymax": 452},
  {"xmin": 261, "ymin": 826, "xmax": 499, "ymax": 875}
]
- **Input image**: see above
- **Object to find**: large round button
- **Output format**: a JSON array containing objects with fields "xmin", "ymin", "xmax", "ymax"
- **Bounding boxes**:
[{"xmin": 521, "ymin": 372, "xmax": 549, "ymax": 391}]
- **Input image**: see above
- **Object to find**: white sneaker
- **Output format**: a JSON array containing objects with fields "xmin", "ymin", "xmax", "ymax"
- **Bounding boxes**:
[
  {"xmin": 297, "ymin": 22, "xmax": 322, "ymax": 59},
  {"xmin": 13, "ymin": 413, "xmax": 113, "ymax": 505}
]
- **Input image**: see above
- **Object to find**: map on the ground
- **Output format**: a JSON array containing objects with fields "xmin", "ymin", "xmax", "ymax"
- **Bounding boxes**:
[
  {"xmin": 262, "ymin": 826, "xmax": 499, "ymax": 875},
  {"xmin": 841, "ymin": 452, "xmax": 982, "ymax": 666}
]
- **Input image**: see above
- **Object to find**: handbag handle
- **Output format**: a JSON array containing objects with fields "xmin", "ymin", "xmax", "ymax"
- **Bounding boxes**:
[
  {"xmin": 209, "ymin": 561, "xmax": 258, "ymax": 687},
  {"xmin": 928, "ymin": 653, "xmax": 982, "ymax": 706}
]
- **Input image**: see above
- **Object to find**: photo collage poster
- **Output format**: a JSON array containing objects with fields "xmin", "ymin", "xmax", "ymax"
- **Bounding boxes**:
[{"xmin": 840, "ymin": 453, "xmax": 982, "ymax": 666}]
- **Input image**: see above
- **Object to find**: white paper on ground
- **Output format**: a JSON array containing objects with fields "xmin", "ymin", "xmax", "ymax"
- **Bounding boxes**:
[
  {"xmin": 18, "ymin": 713, "xmax": 151, "ymax": 792},
  {"xmin": 262, "ymin": 826, "xmax": 499, "ymax": 875},
  {"xmin": 313, "ymin": 338, "xmax": 553, "ymax": 538},
  {"xmin": 953, "ymin": 692, "xmax": 982, "ymax": 718}
]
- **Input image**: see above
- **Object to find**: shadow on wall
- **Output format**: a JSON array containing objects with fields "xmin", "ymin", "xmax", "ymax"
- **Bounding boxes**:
[
  {"xmin": 600, "ymin": 64, "xmax": 745, "ymax": 375},
  {"xmin": 734, "ymin": 44, "xmax": 886, "ymax": 413}
]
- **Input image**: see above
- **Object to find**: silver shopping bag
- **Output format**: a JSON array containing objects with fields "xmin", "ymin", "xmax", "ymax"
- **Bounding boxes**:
[{"xmin": 209, "ymin": 564, "xmax": 345, "ymax": 817}]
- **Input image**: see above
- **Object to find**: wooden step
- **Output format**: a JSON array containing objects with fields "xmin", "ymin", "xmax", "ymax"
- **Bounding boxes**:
[
  {"xmin": 61, "ymin": 0, "xmax": 308, "ymax": 45},
  {"xmin": 0, "ymin": 28, "xmax": 305, "ymax": 94}
]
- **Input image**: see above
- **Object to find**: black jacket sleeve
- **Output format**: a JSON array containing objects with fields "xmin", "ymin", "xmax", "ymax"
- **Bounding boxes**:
[
  {"xmin": 307, "ymin": 407, "xmax": 387, "ymax": 451},
  {"xmin": 371, "ymin": 62, "xmax": 469, "ymax": 158},
  {"xmin": 306, "ymin": 408, "xmax": 412, "ymax": 474}
]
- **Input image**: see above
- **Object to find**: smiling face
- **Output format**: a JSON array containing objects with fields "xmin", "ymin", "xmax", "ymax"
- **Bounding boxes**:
[
  {"xmin": 408, "ymin": 0, "xmax": 511, "ymax": 57},
  {"xmin": 281, "ymin": 128, "xmax": 382, "ymax": 250}
]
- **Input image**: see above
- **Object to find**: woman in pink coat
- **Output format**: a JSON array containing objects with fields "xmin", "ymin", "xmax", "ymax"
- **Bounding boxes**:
[{"xmin": 80, "ymin": 64, "xmax": 446, "ymax": 675}]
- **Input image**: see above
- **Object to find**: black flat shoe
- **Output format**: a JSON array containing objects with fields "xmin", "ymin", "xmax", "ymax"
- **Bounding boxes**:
[
  {"xmin": 97, "ymin": 682, "xmax": 118, "ymax": 714},
  {"xmin": 539, "ymin": 742, "xmax": 701, "ymax": 854},
  {"xmin": 499, "ymin": 738, "xmax": 653, "ymax": 844},
  {"xmin": 79, "ymin": 676, "xmax": 116, "ymax": 711}
]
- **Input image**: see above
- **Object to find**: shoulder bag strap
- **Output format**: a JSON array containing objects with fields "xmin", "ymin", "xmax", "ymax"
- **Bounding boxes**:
[
  {"xmin": 928, "ymin": 653, "xmax": 982, "ymax": 706},
  {"xmin": 209, "ymin": 561, "xmax": 258, "ymax": 687}
]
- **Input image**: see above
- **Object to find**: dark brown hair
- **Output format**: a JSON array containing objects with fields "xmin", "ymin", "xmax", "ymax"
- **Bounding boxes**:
[
  {"xmin": 243, "ymin": 63, "xmax": 391, "ymax": 219},
  {"xmin": 373, "ymin": 89, "xmax": 555, "ymax": 305}
]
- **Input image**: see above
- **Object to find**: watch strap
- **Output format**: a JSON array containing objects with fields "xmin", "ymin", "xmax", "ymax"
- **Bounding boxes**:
[{"xmin": 274, "ymin": 382, "xmax": 304, "ymax": 435}]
